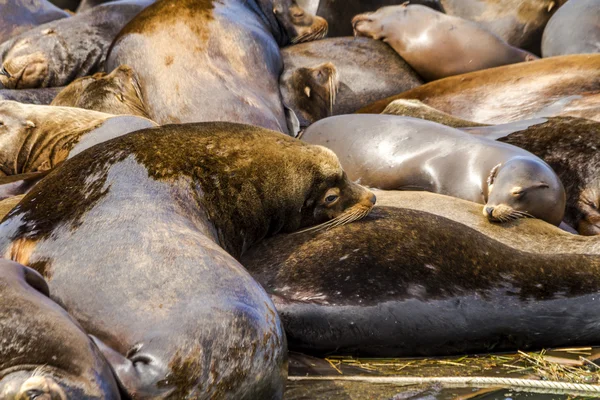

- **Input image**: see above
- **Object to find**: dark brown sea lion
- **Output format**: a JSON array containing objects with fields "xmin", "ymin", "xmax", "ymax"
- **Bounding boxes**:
[
  {"xmin": 464, "ymin": 117, "xmax": 600, "ymax": 236},
  {"xmin": 542, "ymin": 0, "xmax": 600, "ymax": 57},
  {"xmin": 0, "ymin": 0, "xmax": 69, "ymax": 45},
  {"xmin": 280, "ymin": 37, "xmax": 423, "ymax": 128},
  {"xmin": 357, "ymin": 54, "xmax": 600, "ymax": 123},
  {"xmin": 106, "ymin": 0, "xmax": 328, "ymax": 133},
  {"xmin": 0, "ymin": 87, "xmax": 63, "ymax": 104},
  {"xmin": 0, "ymin": 122, "xmax": 375, "ymax": 398},
  {"xmin": 296, "ymin": 0, "xmax": 444, "ymax": 37},
  {"xmin": 382, "ymin": 99, "xmax": 487, "ymax": 128},
  {"xmin": 352, "ymin": 4, "xmax": 537, "ymax": 81},
  {"xmin": 0, "ymin": 0, "xmax": 153, "ymax": 89},
  {"xmin": 303, "ymin": 115, "xmax": 565, "ymax": 225},
  {"xmin": 439, "ymin": 0, "xmax": 568, "ymax": 54},
  {"xmin": 241, "ymin": 191, "xmax": 600, "ymax": 357},
  {"xmin": 0, "ymin": 259, "xmax": 121, "ymax": 399},
  {"xmin": 51, "ymin": 65, "xmax": 150, "ymax": 118},
  {"xmin": 0, "ymin": 100, "xmax": 156, "ymax": 176}
]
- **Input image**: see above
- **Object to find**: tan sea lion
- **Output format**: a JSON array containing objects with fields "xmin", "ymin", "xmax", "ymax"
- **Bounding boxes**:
[
  {"xmin": 542, "ymin": 0, "xmax": 600, "ymax": 57},
  {"xmin": 357, "ymin": 54, "xmax": 600, "ymax": 123},
  {"xmin": 303, "ymin": 115, "xmax": 565, "ymax": 225},
  {"xmin": 0, "ymin": 100, "xmax": 156, "ymax": 176},
  {"xmin": 106, "ymin": 0, "xmax": 328, "ymax": 133},
  {"xmin": 352, "ymin": 4, "xmax": 537, "ymax": 81},
  {"xmin": 0, "ymin": 122, "xmax": 375, "ymax": 398},
  {"xmin": 0, "ymin": 0, "xmax": 69, "ymax": 45},
  {"xmin": 51, "ymin": 65, "xmax": 150, "ymax": 118}
]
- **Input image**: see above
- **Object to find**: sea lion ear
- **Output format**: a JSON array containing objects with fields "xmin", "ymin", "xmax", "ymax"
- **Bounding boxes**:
[
  {"xmin": 487, "ymin": 163, "xmax": 501, "ymax": 186},
  {"xmin": 401, "ymin": 1, "xmax": 410, "ymax": 7},
  {"xmin": 24, "ymin": 120, "xmax": 36, "ymax": 129},
  {"xmin": 304, "ymin": 86, "xmax": 311, "ymax": 98}
]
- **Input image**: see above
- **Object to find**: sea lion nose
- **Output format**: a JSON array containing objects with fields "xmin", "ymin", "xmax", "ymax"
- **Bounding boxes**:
[
  {"xmin": 485, "ymin": 207, "xmax": 494, "ymax": 217},
  {"xmin": 369, "ymin": 193, "xmax": 377, "ymax": 205}
]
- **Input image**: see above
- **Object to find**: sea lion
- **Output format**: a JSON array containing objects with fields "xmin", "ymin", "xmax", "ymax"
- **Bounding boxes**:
[
  {"xmin": 357, "ymin": 54, "xmax": 600, "ymax": 124},
  {"xmin": 439, "ymin": 0, "xmax": 568, "ymax": 55},
  {"xmin": 463, "ymin": 117, "xmax": 600, "ymax": 236},
  {"xmin": 0, "ymin": 122, "xmax": 376, "ymax": 398},
  {"xmin": 352, "ymin": 4, "xmax": 537, "ymax": 81},
  {"xmin": 241, "ymin": 191, "xmax": 600, "ymax": 357},
  {"xmin": 0, "ymin": 87, "xmax": 63, "ymax": 104},
  {"xmin": 0, "ymin": 100, "xmax": 156, "ymax": 176},
  {"xmin": 51, "ymin": 65, "xmax": 150, "ymax": 118},
  {"xmin": 280, "ymin": 37, "xmax": 423, "ymax": 128},
  {"xmin": 0, "ymin": 0, "xmax": 69, "ymax": 45},
  {"xmin": 382, "ymin": 99, "xmax": 487, "ymax": 128},
  {"xmin": 0, "ymin": 259, "xmax": 121, "ymax": 399},
  {"xmin": 542, "ymin": 0, "xmax": 600, "ymax": 57},
  {"xmin": 106, "ymin": 0, "xmax": 328, "ymax": 132},
  {"xmin": 296, "ymin": 0, "xmax": 444, "ymax": 37},
  {"xmin": 303, "ymin": 115, "xmax": 565, "ymax": 225},
  {"xmin": 0, "ymin": 0, "xmax": 153, "ymax": 89}
]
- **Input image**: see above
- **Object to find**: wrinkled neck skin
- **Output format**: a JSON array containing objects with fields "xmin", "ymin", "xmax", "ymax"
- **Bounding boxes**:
[{"xmin": 253, "ymin": 0, "xmax": 290, "ymax": 45}]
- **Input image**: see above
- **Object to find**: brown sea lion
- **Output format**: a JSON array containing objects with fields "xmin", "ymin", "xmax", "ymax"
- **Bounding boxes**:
[
  {"xmin": 357, "ymin": 55, "xmax": 600, "ymax": 123},
  {"xmin": 0, "ymin": 87, "xmax": 63, "ymax": 104},
  {"xmin": 542, "ymin": 0, "xmax": 600, "ymax": 57},
  {"xmin": 0, "ymin": 0, "xmax": 153, "ymax": 89},
  {"xmin": 439, "ymin": 0, "xmax": 568, "ymax": 54},
  {"xmin": 0, "ymin": 122, "xmax": 375, "ymax": 398},
  {"xmin": 382, "ymin": 99, "xmax": 488, "ymax": 128},
  {"xmin": 106, "ymin": 0, "xmax": 328, "ymax": 133},
  {"xmin": 0, "ymin": 259, "xmax": 121, "ymax": 399},
  {"xmin": 241, "ymin": 190, "xmax": 600, "ymax": 357},
  {"xmin": 296, "ymin": 0, "xmax": 444, "ymax": 37},
  {"xmin": 280, "ymin": 37, "xmax": 423, "ymax": 128},
  {"xmin": 352, "ymin": 4, "xmax": 538, "ymax": 81},
  {"xmin": 463, "ymin": 117, "xmax": 600, "ymax": 236},
  {"xmin": 51, "ymin": 65, "xmax": 150, "ymax": 118},
  {"xmin": 303, "ymin": 115, "xmax": 565, "ymax": 225},
  {"xmin": 0, "ymin": 0, "xmax": 69, "ymax": 45},
  {"xmin": 0, "ymin": 100, "xmax": 156, "ymax": 176}
]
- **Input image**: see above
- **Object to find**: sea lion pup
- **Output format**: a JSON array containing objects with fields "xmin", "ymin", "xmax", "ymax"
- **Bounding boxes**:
[
  {"xmin": 439, "ymin": 0, "xmax": 568, "ymax": 55},
  {"xmin": 357, "ymin": 54, "xmax": 600, "ymax": 123},
  {"xmin": 0, "ymin": 260, "xmax": 121, "ymax": 399},
  {"xmin": 0, "ymin": 122, "xmax": 376, "ymax": 398},
  {"xmin": 382, "ymin": 99, "xmax": 488, "ymax": 128},
  {"xmin": 51, "ymin": 65, "xmax": 150, "ymax": 118},
  {"xmin": 542, "ymin": 0, "xmax": 600, "ymax": 57},
  {"xmin": 280, "ymin": 37, "xmax": 423, "ymax": 128},
  {"xmin": 0, "ymin": 0, "xmax": 153, "ymax": 89},
  {"xmin": 464, "ymin": 117, "xmax": 600, "ymax": 236},
  {"xmin": 0, "ymin": 0, "xmax": 69, "ymax": 44},
  {"xmin": 352, "ymin": 4, "xmax": 537, "ymax": 81},
  {"xmin": 0, "ymin": 100, "xmax": 157, "ymax": 176},
  {"xmin": 303, "ymin": 115, "xmax": 565, "ymax": 225},
  {"xmin": 106, "ymin": 0, "xmax": 328, "ymax": 133},
  {"xmin": 0, "ymin": 87, "xmax": 63, "ymax": 105},
  {"xmin": 240, "ymin": 193, "xmax": 600, "ymax": 357}
]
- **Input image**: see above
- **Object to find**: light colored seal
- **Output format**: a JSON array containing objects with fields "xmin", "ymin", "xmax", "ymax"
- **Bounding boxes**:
[
  {"xmin": 352, "ymin": 4, "xmax": 537, "ymax": 81},
  {"xmin": 303, "ymin": 114, "xmax": 565, "ymax": 225},
  {"xmin": 542, "ymin": 0, "xmax": 600, "ymax": 57}
]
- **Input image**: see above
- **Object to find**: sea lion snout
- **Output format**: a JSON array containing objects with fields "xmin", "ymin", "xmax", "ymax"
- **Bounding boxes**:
[{"xmin": 351, "ymin": 14, "xmax": 374, "ymax": 37}]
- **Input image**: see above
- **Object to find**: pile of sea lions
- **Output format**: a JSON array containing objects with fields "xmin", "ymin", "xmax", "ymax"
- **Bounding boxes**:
[{"xmin": 0, "ymin": 0, "xmax": 599, "ymax": 398}]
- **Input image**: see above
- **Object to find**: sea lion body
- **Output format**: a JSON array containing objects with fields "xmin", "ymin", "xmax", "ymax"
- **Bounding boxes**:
[
  {"xmin": 241, "ymin": 192, "xmax": 600, "ymax": 357},
  {"xmin": 280, "ymin": 37, "xmax": 423, "ymax": 128},
  {"xmin": 358, "ymin": 55, "xmax": 600, "ymax": 124},
  {"xmin": 0, "ymin": 0, "xmax": 153, "ymax": 89},
  {"xmin": 0, "ymin": 0, "xmax": 69, "ymax": 45},
  {"xmin": 439, "ymin": 0, "xmax": 567, "ymax": 54},
  {"xmin": 51, "ymin": 65, "xmax": 150, "ymax": 118},
  {"xmin": 352, "ymin": 4, "xmax": 537, "ymax": 81},
  {"xmin": 542, "ymin": 0, "xmax": 600, "ymax": 57},
  {"xmin": 0, "ymin": 260, "xmax": 121, "ymax": 399},
  {"xmin": 0, "ymin": 100, "xmax": 156, "ymax": 176},
  {"xmin": 106, "ymin": 0, "xmax": 327, "ymax": 132},
  {"xmin": 303, "ymin": 115, "xmax": 565, "ymax": 225},
  {"xmin": 0, "ymin": 87, "xmax": 63, "ymax": 104},
  {"xmin": 0, "ymin": 122, "xmax": 375, "ymax": 398}
]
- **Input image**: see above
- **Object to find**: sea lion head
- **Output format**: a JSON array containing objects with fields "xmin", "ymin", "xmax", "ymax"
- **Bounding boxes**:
[
  {"xmin": 0, "ymin": 101, "xmax": 38, "ymax": 174},
  {"xmin": 52, "ymin": 65, "xmax": 150, "ymax": 118},
  {"xmin": 577, "ymin": 186, "xmax": 600, "ymax": 236},
  {"xmin": 0, "ymin": 28, "xmax": 65, "ymax": 89},
  {"xmin": 483, "ymin": 157, "xmax": 566, "ymax": 226},
  {"xmin": 285, "ymin": 62, "xmax": 339, "ymax": 126},
  {"xmin": 352, "ymin": 3, "xmax": 411, "ymax": 40},
  {"xmin": 266, "ymin": 0, "xmax": 328, "ymax": 44}
]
